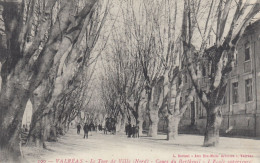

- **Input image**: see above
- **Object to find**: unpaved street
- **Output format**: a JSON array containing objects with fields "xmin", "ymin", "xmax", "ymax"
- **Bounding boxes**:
[{"xmin": 23, "ymin": 129, "xmax": 260, "ymax": 163}]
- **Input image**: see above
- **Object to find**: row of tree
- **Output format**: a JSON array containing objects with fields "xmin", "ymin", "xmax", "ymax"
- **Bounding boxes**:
[
  {"xmin": 0, "ymin": 0, "xmax": 109, "ymax": 161},
  {"xmin": 101, "ymin": 0, "xmax": 260, "ymax": 148}
]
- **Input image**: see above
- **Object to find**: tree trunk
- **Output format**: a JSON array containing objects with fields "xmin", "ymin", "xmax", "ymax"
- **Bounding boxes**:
[
  {"xmin": 48, "ymin": 125, "xmax": 58, "ymax": 142},
  {"xmin": 60, "ymin": 121, "xmax": 67, "ymax": 135},
  {"xmin": 63, "ymin": 122, "xmax": 68, "ymax": 134},
  {"xmin": 138, "ymin": 119, "xmax": 144, "ymax": 136},
  {"xmin": 147, "ymin": 78, "xmax": 164, "ymax": 137},
  {"xmin": 27, "ymin": 94, "xmax": 46, "ymax": 148},
  {"xmin": 0, "ymin": 127, "xmax": 22, "ymax": 162},
  {"xmin": 43, "ymin": 116, "xmax": 51, "ymax": 143},
  {"xmin": 0, "ymin": 80, "xmax": 31, "ymax": 161},
  {"xmin": 167, "ymin": 115, "xmax": 180, "ymax": 141},
  {"xmin": 148, "ymin": 121, "xmax": 158, "ymax": 137},
  {"xmin": 148, "ymin": 110, "xmax": 159, "ymax": 137},
  {"xmin": 48, "ymin": 118, "xmax": 58, "ymax": 142},
  {"xmin": 56, "ymin": 122, "xmax": 62, "ymax": 136},
  {"xmin": 117, "ymin": 116, "xmax": 126, "ymax": 133},
  {"xmin": 138, "ymin": 99, "xmax": 146, "ymax": 137},
  {"xmin": 27, "ymin": 118, "xmax": 45, "ymax": 148},
  {"xmin": 203, "ymin": 106, "xmax": 222, "ymax": 147},
  {"xmin": 42, "ymin": 111, "xmax": 57, "ymax": 142}
]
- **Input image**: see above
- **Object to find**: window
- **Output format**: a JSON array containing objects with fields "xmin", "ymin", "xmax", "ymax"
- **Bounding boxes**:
[
  {"xmin": 232, "ymin": 82, "xmax": 239, "ymax": 104},
  {"xmin": 198, "ymin": 102, "xmax": 203, "ymax": 118},
  {"xmin": 234, "ymin": 49, "xmax": 238, "ymax": 66},
  {"xmin": 245, "ymin": 42, "xmax": 250, "ymax": 61},
  {"xmin": 184, "ymin": 95, "xmax": 190, "ymax": 118},
  {"xmin": 223, "ymin": 94, "xmax": 227, "ymax": 104},
  {"xmin": 245, "ymin": 79, "xmax": 253, "ymax": 102},
  {"xmin": 196, "ymin": 101, "xmax": 199, "ymax": 116}
]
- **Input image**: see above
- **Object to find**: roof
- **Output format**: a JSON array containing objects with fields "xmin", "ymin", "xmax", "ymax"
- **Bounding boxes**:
[{"xmin": 243, "ymin": 18, "xmax": 260, "ymax": 35}]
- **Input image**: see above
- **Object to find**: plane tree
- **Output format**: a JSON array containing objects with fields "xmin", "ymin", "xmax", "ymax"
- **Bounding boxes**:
[
  {"xmin": 27, "ymin": 0, "xmax": 109, "ymax": 147},
  {"xmin": 0, "ymin": 0, "xmax": 98, "ymax": 161},
  {"xmin": 181, "ymin": 0, "xmax": 260, "ymax": 146}
]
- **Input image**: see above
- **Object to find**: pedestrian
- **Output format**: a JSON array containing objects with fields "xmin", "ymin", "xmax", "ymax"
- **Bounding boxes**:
[
  {"xmin": 127, "ymin": 124, "xmax": 132, "ymax": 138},
  {"xmin": 104, "ymin": 126, "xmax": 108, "ymax": 134},
  {"xmin": 77, "ymin": 123, "xmax": 81, "ymax": 134},
  {"xmin": 135, "ymin": 126, "xmax": 139, "ymax": 138},
  {"xmin": 83, "ymin": 123, "xmax": 89, "ymax": 139},
  {"xmin": 112, "ymin": 125, "xmax": 116, "ymax": 135},
  {"xmin": 132, "ymin": 125, "xmax": 136, "ymax": 138}
]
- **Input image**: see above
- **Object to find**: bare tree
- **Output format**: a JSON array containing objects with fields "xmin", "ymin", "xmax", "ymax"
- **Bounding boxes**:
[
  {"xmin": 120, "ymin": 0, "xmax": 169, "ymax": 137},
  {"xmin": 181, "ymin": 0, "xmax": 260, "ymax": 146},
  {"xmin": 27, "ymin": 0, "xmax": 108, "ymax": 148},
  {"xmin": 0, "ymin": 0, "xmax": 97, "ymax": 161}
]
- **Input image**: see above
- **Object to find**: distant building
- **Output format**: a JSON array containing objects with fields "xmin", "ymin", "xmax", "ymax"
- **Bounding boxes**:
[
  {"xmin": 178, "ymin": 19, "xmax": 260, "ymax": 137},
  {"xmin": 152, "ymin": 20, "xmax": 260, "ymax": 137}
]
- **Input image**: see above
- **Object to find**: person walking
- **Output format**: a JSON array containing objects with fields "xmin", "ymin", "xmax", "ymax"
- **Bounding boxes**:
[
  {"xmin": 127, "ymin": 124, "xmax": 132, "ymax": 138},
  {"xmin": 83, "ymin": 123, "xmax": 89, "ymax": 139},
  {"xmin": 135, "ymin": 126, "xmax": 139, "ymax": 138},
  {"xmin": 132, "ymin": 125, "xmax": 136, "ymax": 138},
  {"xmin": 77, "ymin": 123, "xmax": 81, "ymax": 134}
]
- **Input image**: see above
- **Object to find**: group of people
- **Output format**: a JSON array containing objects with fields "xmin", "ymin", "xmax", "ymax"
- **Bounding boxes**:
[
  {"xmin": 98, "ymin": 124, "xmax": 103, "ymax": 131},
  {"xmin": 77, "ymin": 123, "xmax": 104, "ymax": 139},
  {"xmin": 77, "ymin": 123, "xmax": 95, "ymax": 139},
  {"xmin": 77, "ymin": 122, "xmax": 140, "ymax": 139},
  {"xmin": 103, "ymin": 117, "xmax": 116, "ymax": 135},
  {"xmin": 125, "ymin": 124, "xmax": 139, "ymax": 138}
]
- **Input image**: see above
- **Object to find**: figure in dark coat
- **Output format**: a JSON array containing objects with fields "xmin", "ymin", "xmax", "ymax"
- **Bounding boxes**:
[
  {"xmin": 127, "ymin": 124, "xmax": 132, "ymax": 138},
  {"xmin": 132, "ymin": 125, "xmax": 136, "ymax": 138},
  {"xmin": 135, "ymin": 126, "xmax": 139, "ymax": 138},
  {"xmin": 125, "ymin": 124, "xmax": 128, "ymax": 135},
  {"xmin": 77, "ymin": 124, "xmax": 81, "ymax": 134},
  {"xmin": 83, "ymin": 123, "xmax": 89, "ymax": 139}
]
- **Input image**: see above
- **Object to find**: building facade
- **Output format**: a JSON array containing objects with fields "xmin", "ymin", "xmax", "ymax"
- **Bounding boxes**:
[{"xmin": 178, "ymin": 20, "xmax": 260, "ymax": 137}]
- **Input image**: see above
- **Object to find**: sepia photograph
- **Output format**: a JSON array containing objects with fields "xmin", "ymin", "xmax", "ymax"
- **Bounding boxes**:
[{"xmin": 0, "ymin": 0, "xmax": 260, "ymax": 162}]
